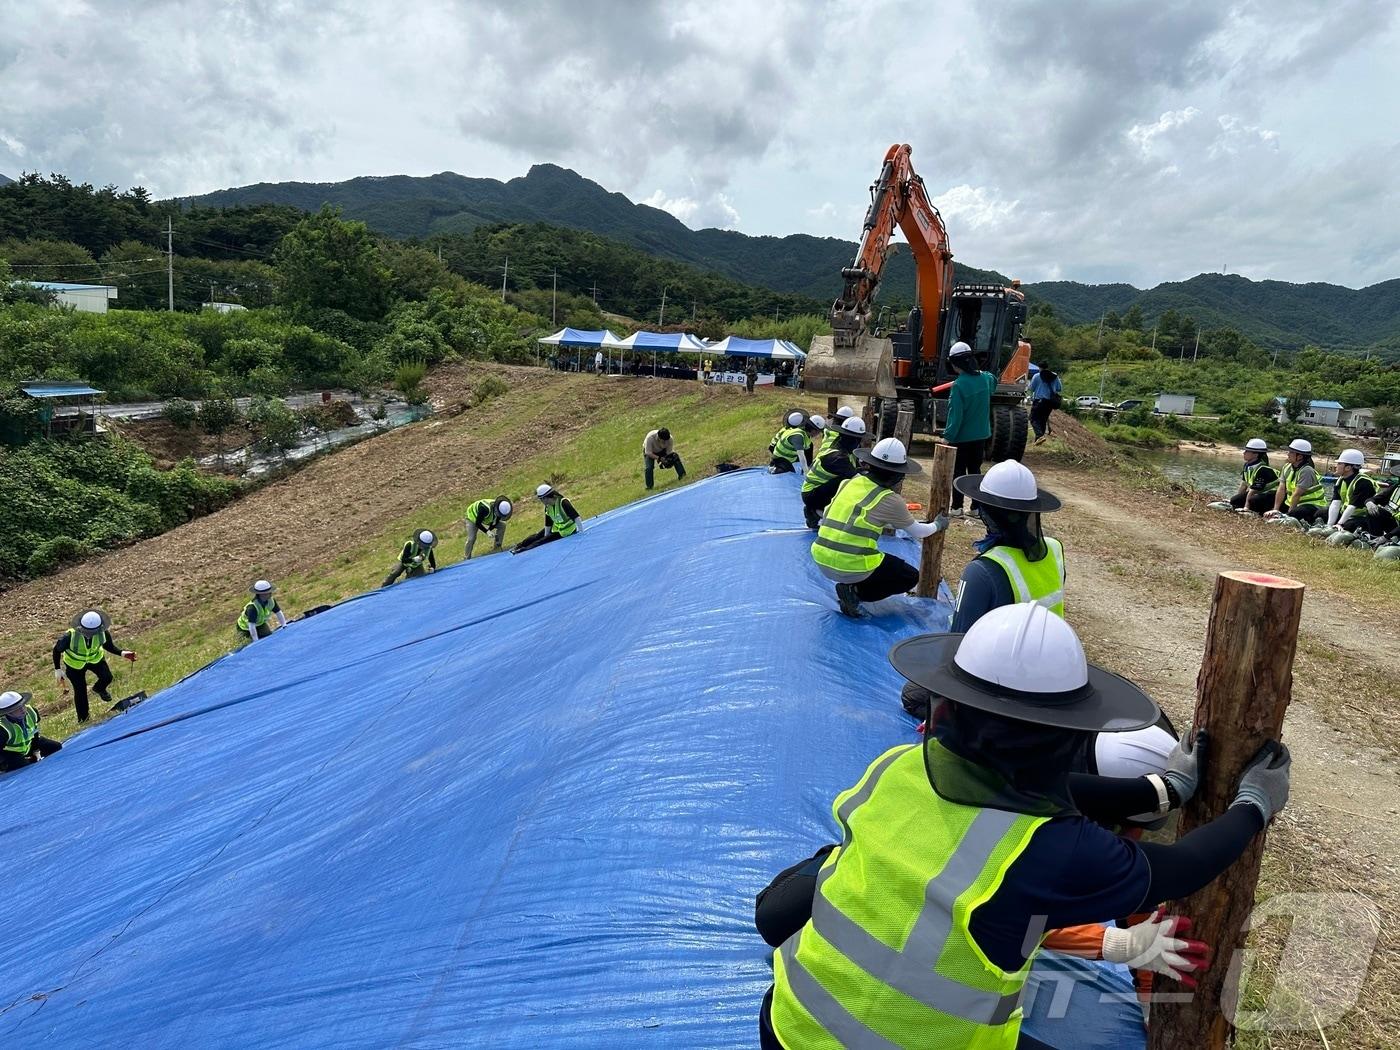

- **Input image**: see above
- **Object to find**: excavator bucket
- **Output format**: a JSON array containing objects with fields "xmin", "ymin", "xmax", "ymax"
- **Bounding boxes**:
[{"xmin": 804, "ymin": 334, "xmax": 897, "ymax": 399}]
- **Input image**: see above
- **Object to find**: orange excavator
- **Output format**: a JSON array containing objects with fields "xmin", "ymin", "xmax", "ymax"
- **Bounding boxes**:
[{"xmin": 804, "ymin": 143, "xmax": 1034, "ymax": 461}]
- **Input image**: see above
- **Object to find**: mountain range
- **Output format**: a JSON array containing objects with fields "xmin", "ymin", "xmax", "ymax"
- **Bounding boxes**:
[{"xmin": 180, "ymin": 164, "xmax": 1399, "ymax": 351}]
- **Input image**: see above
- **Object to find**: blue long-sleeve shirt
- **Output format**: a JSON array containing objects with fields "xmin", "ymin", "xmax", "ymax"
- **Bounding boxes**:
[{"xmin": 1029, "ymin": 373, "xmax": 1062, "ymax": 402}]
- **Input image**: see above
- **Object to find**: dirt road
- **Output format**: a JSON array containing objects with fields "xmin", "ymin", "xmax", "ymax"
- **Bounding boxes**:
[{"xmin": 931, "ymin": 449, "xmax": 1399, "ymax": 1048}]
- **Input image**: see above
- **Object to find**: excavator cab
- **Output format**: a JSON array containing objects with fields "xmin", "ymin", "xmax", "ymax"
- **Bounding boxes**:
[{"xmin": 935, "ymin": 285, "xmax": 1029, "ymax": 384}]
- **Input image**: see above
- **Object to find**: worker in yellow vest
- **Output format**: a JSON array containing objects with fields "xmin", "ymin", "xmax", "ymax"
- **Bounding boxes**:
[
  {"xmin": 513, "ymin": 484, "xmax": 581, "ymax": 554},
  {"xmin": 949, "ymin": 459, "xmax": 1065, "ymax": 631},
  {"xmin": 759, "ymin": 602, "xmax": 1292, "ymax": 1050},
  {"xmin": 770, "ymin": 412, "xmax": 812, "ymax": 475},
  {"xmin": 1267, "ymin": 438, "xmax": 1328, "ymax": 525},
  {"xmin": 52, "ymin": 609, "xmax": 136, "ymax": 723},
  {"xmin": 811, "ymin": 438, "xmax": 948, "ymax": 617},
  {"xmin": 1330, "ymin": 449, "xmax": 1381, "ymax": 531},
  {"xmin": 382, "ymin": 530, "xmax": 439, "ymax": 587},
  {"xmin": 0, "ymin": 690, "xmax": 62, "ymax": 772},
  {"xmin": 237, "ymin": 580, "xmax": 289, "ymax": 643}
]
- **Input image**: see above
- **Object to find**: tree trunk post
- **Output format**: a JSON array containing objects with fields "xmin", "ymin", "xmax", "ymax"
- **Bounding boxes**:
[
  {"xmin": 914, "ymin": 442, "xmax": 957, "ymax": 598},
  {"xmin": 1148, "ymin": 570, "xmax": 1305, "ymax": 1050},
  {"xmin": 827, "ymin": 396, "xmax": 839, "ymax": 420}
]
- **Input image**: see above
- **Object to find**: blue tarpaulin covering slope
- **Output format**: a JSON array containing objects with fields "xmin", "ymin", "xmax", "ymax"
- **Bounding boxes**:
[{"xmin": 2, "ymin": 468, "xmax": 1141, "ymax": 1048}]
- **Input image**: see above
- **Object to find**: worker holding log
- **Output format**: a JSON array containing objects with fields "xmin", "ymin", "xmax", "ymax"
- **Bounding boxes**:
[
  {"xmin": 800, "ymin": 417, "xmax": 867, "ymax": 529},
  {"xmin": 810, "ymin": 438, "xmax": 948, "ymax": 617},
  {"xmin": 757, "ymin": 602, "xmax": 1292, "ymax": 1050},
  {"xmin": 237, "ymin": 580, "xmax": 288, "ymax": 643},
  {"xmin": 0, "ymin": 690, "xmax": 61, "ymax": 772},
  {"xmin": 464, "ymin": 496, "xmax": 513, "ymax": 558},
  {"xmin": 52, "ymin": 609, "xmax": 136, "ymax": 724},
  {"xmin": 512, "ymin": 484, "xmax": 581, "ymax": 554},
  {"xmin": 948, "ymin": 459, "xmax": 1066, "ymax": 631},
  {"xmin": 382, "ymin": 530, "xmax": 438, "ymax": 587}
]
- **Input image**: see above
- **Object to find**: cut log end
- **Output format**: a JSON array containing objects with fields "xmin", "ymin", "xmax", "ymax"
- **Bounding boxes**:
[{"xmin": 1220, "ymin": 570, "xmax": 1304, "ymax": 589}]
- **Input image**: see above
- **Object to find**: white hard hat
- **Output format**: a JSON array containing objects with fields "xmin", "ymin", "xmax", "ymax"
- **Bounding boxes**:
[
  {"xmin": 855, "ymin": 437, "xmax": 924, "ymax": 475},
  {"xmin": 80, "ymin": 611, "xmax": 103, "ymax": 630},
  {"xmin": 955, "ymin": 602, "xmax": 1086, "ymax": 695},
  {"xmin": 981, "ymin": 460, "xmax": 1038, "ymax": 502},
  {"xmin": 949, "ymin": 341, "xmax": 974, "ymax": 357},
  {"xmin": 417, "ymin": 530, "xmax": 436, "ymax": 546},
  {"xmin": 786, "ymin": 411, "xmax": 805, "ymax": 427},
  {"xmin": 1095, "ymin": 725, "xmax": 1176, "ymax": 778},
  {"xmin": 251, "ymin": 579, "xmax": 274, "ymax": 595},
  {"xmin": 0, "ymin": 690, "xmax": 26, "ymax": 711},
  {"xmin": 835, "ymin": 406, "xmax": 855, "ymax": 419},
  {"xmin": 497, "ymin": 499, "xmax": 513, "ymax": 518},
  {"xmin": 1244, "ymin": 438, "xmax": 1268, "ymax": 452},
  {"xmin": 1288, "ymin": 438, "xmax": 1313, "ymax": 455},
  {"xmin": 1337, "ymin": 448, "xmax": 1365, "ymax": 467},
  {"xmin": 536, "ymin": 483, "xmax": 554, "ymax": 498},
  {"xmin": 809, "ymin": 414, "xmax": 826, "ymax": 430},
  {"xmin": 839, "ymin": 417, "xmax": 867, "ymax": 436}
]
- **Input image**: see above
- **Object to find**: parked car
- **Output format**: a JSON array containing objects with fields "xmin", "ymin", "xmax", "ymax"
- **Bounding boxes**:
[
  {"xmin": 1113, "ymin": 399, "xmax": 1144, "ymax": 412},
  {"xmin": 1075, "ymin": 395, "xmax": 1101, "ymax": 408}
]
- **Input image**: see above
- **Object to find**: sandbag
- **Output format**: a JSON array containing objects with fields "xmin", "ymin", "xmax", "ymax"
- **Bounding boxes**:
[
  {"xmin": 1375, "ymin": 545, "xmax": 1400, "ymax": 561},
  {"xmin": 1207, "ymin": 501, "xmax": 1234, "ymax": 512}
]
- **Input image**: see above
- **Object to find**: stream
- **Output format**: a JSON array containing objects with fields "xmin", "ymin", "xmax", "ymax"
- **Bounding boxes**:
[
  {"xmin": 200, "ymin": 402, "xmax": 428, "ymax": 478},
  {"xmin": 1133, "ymin": 449, "xmax": 1244, "ymax": 498}
]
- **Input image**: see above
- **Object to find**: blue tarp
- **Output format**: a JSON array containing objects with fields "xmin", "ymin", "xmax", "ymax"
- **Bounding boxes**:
[
  {"xmin": 19, "ymin": 382, "xmax": 105, "ymax": 398},
  {"xmin": 2, "ymin": 469, "xmax": 1143, "ymax": 1048}
]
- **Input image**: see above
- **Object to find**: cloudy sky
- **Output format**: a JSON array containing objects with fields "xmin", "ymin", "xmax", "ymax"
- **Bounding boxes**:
[{"xmin": 2, "ymin": 0, "xmax": 1397, "ymax": 287}]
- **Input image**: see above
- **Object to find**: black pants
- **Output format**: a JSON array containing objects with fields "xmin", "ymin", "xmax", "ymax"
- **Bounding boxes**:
[
  {"xmin": 236, "ymin": 622, "xmax": 273, "ymax": 642},
  {"xmin": 759, "ymin": 988, "xmax": 781, "ymax": 1050},
  {"xmin": 1364, "ymin": 508, "xmax": 1397, "ymax": 536},
  {"xmin": 769, "ymin": 457, "xmax": 796, "ymax": 474},
  {"xmin": 801, "ymin": 481, "xmax": 841, "ymax": 529},
  {"xmin": 65, "ymin": 661, "xmax": 113, "ymax": 723},
  {"xmin": 513, "ymin": 529, "xmax": 564, "ymax": 555},
  {"xmin": 1230, "ymin": 489, "xmax": 1276, "ymax": 513},
  {"xmin": 1289, "ymin": 505, "xmax": 1323, "ymax": 525},
  {"xmin": 949, "ymin": 439, "xmax": 985, "ymax": 510},
  {"xmin": 1030, "ymin": 399, "xmax": 1054, "ymax": 438},
  {"xmin": 854, "ymin": 554, "xmax": 919, "ymax": 603},
  {"xmin": 0, "ymin": 736, "xmax": 62, "ymax": 772}
]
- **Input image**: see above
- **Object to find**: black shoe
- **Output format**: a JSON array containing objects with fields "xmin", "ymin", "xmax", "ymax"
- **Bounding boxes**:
[{"xmin": 835, "ymin": 584, "xmax": 863, "ymax": 618}]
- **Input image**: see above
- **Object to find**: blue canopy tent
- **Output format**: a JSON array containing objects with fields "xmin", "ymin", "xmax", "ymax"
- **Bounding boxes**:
[
  {"xmin": 1, "ymin": 469, "xmax": 1143, "ymax": 1048},
  {"xmin": 615, "ymin": 330, "xmax": 709, "ymax": 376},
  {"xmin": 535, "ymin": 328, "xmax": 626, "ymax": 369}
]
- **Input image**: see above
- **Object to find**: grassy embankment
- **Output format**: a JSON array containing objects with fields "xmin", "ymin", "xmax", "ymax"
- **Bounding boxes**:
[{"xmin": 20, "ymin": 378, "xmax": 820, "ymax": 741}]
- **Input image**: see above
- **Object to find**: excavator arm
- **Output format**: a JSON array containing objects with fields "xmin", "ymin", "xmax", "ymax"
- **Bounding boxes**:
[{"xmin": 832, "ymin": 143, "xmax": 952, "ymax": 364}]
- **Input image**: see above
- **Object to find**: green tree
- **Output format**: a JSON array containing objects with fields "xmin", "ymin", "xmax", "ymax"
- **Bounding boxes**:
[
  {"xmin": 197, "ymin": 396, "xmax": 241, "ymax": 457},
  {"xmin": 1121, "ymin": 304, "xmax": 1145, "ymax": 331},
  {"xmin": 273, "ymin": 207, "xmax": 391, "ymax": 321},
  {"xmin": 1282, "ymin": 387, "xmax": 1312, "ymax": 423},
  {"xmin": 1372, "ymin": 406, "xmax": 1400, "ymax": 433},
  {"xmin": 0, "ymin": 237, "xmax": 98, "ymax": 283}
]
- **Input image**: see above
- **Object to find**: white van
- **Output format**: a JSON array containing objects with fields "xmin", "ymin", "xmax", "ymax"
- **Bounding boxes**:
[{"xmin": 1075, "ymin": 395, "xmax": 1101, "ymax": 409}]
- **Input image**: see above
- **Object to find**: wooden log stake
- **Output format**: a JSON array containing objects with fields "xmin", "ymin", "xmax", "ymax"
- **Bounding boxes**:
[
  {"xmin": 1148, "ymin": 570, "xmax": 1305, "ymax": 1050},
  {"xmin": 827, "ymin": 396, "xmax": 839, "ymax": 420},
  {"xmin": 914, "ymin": 442, "xmax": 957, "ymax": 598}
]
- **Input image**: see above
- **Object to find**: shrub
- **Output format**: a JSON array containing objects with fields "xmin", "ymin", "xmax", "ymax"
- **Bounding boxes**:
[
  {"xmin": 1098, "ymin": 424, "xmax": 1174, "ymax": 449},
  {"xmin": 245, "ymin": 398, "xmax": 303, "ymax": 457},
  {"xmin": 393, "ymin": 361, "xmax": 428, "ymax": 405},
  {"xmin": 197, "ymin": 397, "xmax": 241, "ymax": 437},
  {"xmin": 163, "ymin": 398, "xmax": 198, "ymax": 429},
  {"xmin": 473, "ymin": 374, "xmax": 509, "ymax": 406},
  {"xmin": 25, "ymin": 535, "xmax": 95, "ymax": 576}
]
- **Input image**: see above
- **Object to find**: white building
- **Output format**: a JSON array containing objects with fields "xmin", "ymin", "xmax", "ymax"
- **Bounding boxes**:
[
  {"xmin": 1339, "ymin": 407, "xmax": 1375, "ymax": 431},
  {"xmin": 1274, "ymin": 398, "xmax": 1343, "ymax": 427},
  {"xmin": 202, "ymin": 301, "xmax": 248, "ymax": 314},
  {"xmin": 1155, "ymin": 393, "xmax": 1196, "ymax": 416},
  {"xmin": 24, "ymin": 281, "xmax": 118, "ymax": 313}
]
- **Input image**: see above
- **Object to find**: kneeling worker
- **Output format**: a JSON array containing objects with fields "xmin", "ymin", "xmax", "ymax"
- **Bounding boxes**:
[
  {"xmin": 513, "ymin": 484, "xmax": 581, "ymax": 554},
  {"xmin": 1331, "ymin": 449, "xmax": 1380, "ymax": 531},
  {"xmin": 0, "ymin": 690, "xmax": 61, "ymax": 772},
  {"xmin": 382, "ymin": 530, "xmax": 438, "ymax": 586},
  {"xmin": 801, "ymin": 416, "xmax": 866, "ymax": 528},
  {"xmin": 811, "ymin": 438, "xmax": 948, "ymax": 617},
  {"xmin": 238, "ymin": 580, "xmax": 288, "ymax": 643},
  {"xmin": 643, "ymin": 427, "xmax": 687, "ymax": 489},
  {"xmin": 464, "ymin": 495, "xmax": 513, "ymax": 558},
  {"xmin": 53, "ymin": 609, "xmax": 136, "ymax": 723},
  {"xmin": 950, "ymin": 459, "xmax": 1065, "ymax": 631},
  {"xmin": 758, "ymin": 602, "xmax": 1290, "ymax": 1050},
  {"xmin": 770, "ymin": 412, "xmax": 810, "ymax": 476},
  {"xmin": 1230, "ymin": 439, "xmax": 1279, "ymax": 514}
]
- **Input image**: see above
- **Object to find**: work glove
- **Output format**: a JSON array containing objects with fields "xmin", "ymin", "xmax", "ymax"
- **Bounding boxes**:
[
  {"xmin": 1233, "ymin": 741, "xmax": 1291, "ymax": 823},
  {"xmin": 931, "ymin": 513, "xmax": 950, "ymax": 534},
  {"xmin": 1101, "ymin": 910, "xmax": 1210, "ymax": 987},
  {"xmin": 122, "ymin": 651, "xmax": 137, "ymax": 663},
  {"xmin": 1366, "ymin": 501, "xmax": 1380, "ymax": 515},
  {"xmin": 55, "ymin": 668, "xmax": 68, "ymax": 689},
  {"xmin": 1162, "ymin": 728, "xmax": 1208, "ymax": 807}
]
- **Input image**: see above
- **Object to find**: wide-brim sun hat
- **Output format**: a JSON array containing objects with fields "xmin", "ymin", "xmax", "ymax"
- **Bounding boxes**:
[
  {"xmin": 70, "ymin": 608, "xmax": 112, "ymax": 631},
  {"xmin": 855, "ymin": 437, "xmax": 923, "ymax": 475},
  {"xmin": 828, "ymin": 416, "xmax": 868, "ymax": 436},
  {"xmin": 953, "ymin": 459, "xmax": 1061, "ymax": 513},
  {"xmin": 250, "ymin": 580, "xmax": 275, "ymax": 596},
  {"xmin": 416, "ymin": 530, "xmax": 437, "ymax": 546},
  {"xmin": 889, "ymin": 602, "xmax": 1160, "ymax": 732}
]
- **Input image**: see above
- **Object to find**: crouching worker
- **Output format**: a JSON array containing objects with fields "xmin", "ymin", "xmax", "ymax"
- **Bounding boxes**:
[
  {"xmin": 53, "ymin": 609, "xmax": 136, "ymax": 724},
  {"xmin": 643, "ymin": 428, "xmax": 686, "ymax": 489},
  {"xmin": 756, "ymin": 602, "xmax": 1290, "ymax": 1050},
  {"xmin": 513, "ymin": 484, "xmax": 580, "ymax": 554},
  {"xmin": 1267, "ymin": 438, "xmax": 1327, "ymax": 525},
  {"xmin": 811, "ymin": 438, "xmax": 948, "ymax": 618},
  {"xmin": 238, "ymin": 580, "xmax": 288, "ymax": 643},
  {"xmin": 770, "ymin": 412, "xmax": 810, "ymax": 476},
  {"xmin": 382, "ymin": 530, "xmax": 438, "ymax": 586},
  {"xmin": 801, "ymin": 416, "xmax": 866, "ymax": 529},
  {"xmin": 464, "ymin": 496, "xmax": 513, "ymax": 558},
  {"xmin": 0, "ymin": 691, "xmax": 61, "ymax": 772}
]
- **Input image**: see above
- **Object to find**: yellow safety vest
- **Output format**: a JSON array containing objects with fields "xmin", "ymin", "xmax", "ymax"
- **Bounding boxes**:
[
  {"xmin": 978, "ymin": 538, "xmax": 1066, "ymax": 618},
  {"xmin": 545, "ymin": 498, "xmax": 577, "ymax": 537},
  {"xmin": 1338, "ymin": 472, "xmax": 1377, "ymax": 507},
  {"xmin": 802, "ymin": 449, "xmax": 856, "ymax": 495},
  {"xmin": 1, "ymin": 706, "xmax": 40, "ymax": 754},
  {"xmin": 771, "ymin": 743, "xmax": 1047, "ymax": 1049},
  {"xmin": 1281, "ymin": 464, "xmax": 1327, "ymax": 508},
  {"xmin": 773, "ymin": 426, "xmax": 806, "ymax": 464},
  {"xmin": 237, "ymin": 598, "xmax": 276, "ymax": 633},
  {"xmin": 1242, "ymin": 462, "xmax": 1278, "ymax": 493},
  {"xmin": 812, "ymin": 476, "xmax": 888, "ymax": 575},
  {"xmin": 63, "ymin": 629, "xmax": 106, "ymax": 669}
]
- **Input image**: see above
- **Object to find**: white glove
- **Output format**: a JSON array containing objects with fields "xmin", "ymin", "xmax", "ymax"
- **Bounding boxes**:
[
  {"xmin": 54, "ymin": 667, "xmax": 66, "ymax": 684},
  {"xmin": 1101, "ymin": 911, "xmax": 1209, "ymax": 987},
  {"xmin": 1366, "ymin": 501, "xmax": 1380, "ymax": 515}
]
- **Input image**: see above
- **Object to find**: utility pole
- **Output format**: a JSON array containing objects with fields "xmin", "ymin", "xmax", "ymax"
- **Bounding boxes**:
[
  {"xmin": 437, "ymin": 245, "xmax": 443, "ymax": 263},
  {"xmin": 1150, "ymin": 326, "xmax": 1158, "ymax": 352},
  {"xmin": 658, "ymin": 286, "xmax": 668, "ymax": 327},
  {"xmin": 691, "ymin": 299, "xmax": 697, "ymax": 321},
  {"xmin": 590, "ymin": 281, "xmax": 598, "ymax": 305},
  {"xmin": 551, "ymin": 269, "xmax": 557, "ymax": 325},
  {"xmin": 500, "ymin": 255, "xmax": 508, "ymax": 302},
  {"xmin": 1099, "ymin": 356, "xmax": 1108, "ymax": 402},
  {"xmin": 1192, "ymin": 330, "xmax": 1201, "ymax": 363},
  {"xmin": 209, "ymin": 280, "xmax": 216, "ymax": 305},
  {"xmin": 166, "ymin": 217, "xmax": 174, "ymax": 312}
]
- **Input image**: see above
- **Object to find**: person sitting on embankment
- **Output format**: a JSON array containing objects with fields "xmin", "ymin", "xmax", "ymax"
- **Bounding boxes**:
[
  {"xmin": 1266, "ymin": 438, "xmax": 1327, "ymax": 525},
  {"xmin": 1229, "ymin": 439, "xmax": 1279, "ymax": 514}
]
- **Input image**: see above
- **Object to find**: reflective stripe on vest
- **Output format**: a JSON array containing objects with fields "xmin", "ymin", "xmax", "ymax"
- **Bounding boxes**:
[
  {"xmin": 773, "ymin": 426, "xmax": 805, "ymax": 463},
  {"xmin": 817, "ymin": 428, "xmax": 841, "ymax": 459},
  {"xmin": 63, "ymin": 629, "xmax": 105, "ymax": 669},
  {"xmin": 1243, "ymin": 463, "xmax": 1278, "ymax": 493},
  {"xmin": 237, "ymin": 598, "xmax": 274, "ymax": 633},
  {"xmin": 771, "ymin": 745, "xmax": 1046, "ymax": 1049},
  {"xmin": 1281, "ymin": 463, "xmax": 1327, "ymax": 508},
  {"xmin": 1388, "ymin": 486, "xmax": 1400, "ymax": 514},
  {"xmin": 545, "ymin": 499, "xmax": 577, "ymax": 537},
  {"xmin": 1, "ymin": 706, "xmax": 39, "ymax": 754},
  {"xmin": 1338, "ymin": 472, "xmax": 1377, "ymax": 506},
  {"xmin": 802, "ymin": 449, "xmax": 855, "ymax": 494},
  {"xmin": 467, "ymin": 499, "xmax": 497, "ymax": 529},
  {"xmin": 979, "ymin": 538, "xmax": 1066, "ymax": 617},
  {"xmin": 811, "ymin": 476, "xmax": 886, "ymax": 574}
]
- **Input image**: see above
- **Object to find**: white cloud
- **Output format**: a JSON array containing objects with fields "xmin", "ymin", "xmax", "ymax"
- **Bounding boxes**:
[
  {"xmin": 1127, "ymin": 107, "xmax": 1201, "ymax": 154},
  {"xmin": 0, "ymin": 131, "xmax": 25, "ymax": 157},
  {"xmin": 932, "ymin": 185, "xmax": 1020, "ymax": 230},
  {"xmin": 643, "ymin": 190, "xmax": 741, "ymax": 230}
]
